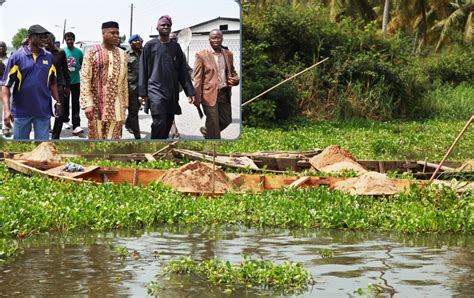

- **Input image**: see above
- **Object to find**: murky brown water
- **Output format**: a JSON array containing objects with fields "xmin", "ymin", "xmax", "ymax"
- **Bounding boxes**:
[{"xmin": 0, "ymin": 226, "xmax": 472, "ymax": 296}]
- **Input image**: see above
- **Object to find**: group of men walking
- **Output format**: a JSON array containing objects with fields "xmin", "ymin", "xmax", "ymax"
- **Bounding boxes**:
[{"xmin": 0, "ymin": 14, "xmax": 239, "ymax": 141}]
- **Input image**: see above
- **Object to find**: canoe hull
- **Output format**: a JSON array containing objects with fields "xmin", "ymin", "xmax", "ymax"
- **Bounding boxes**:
[{"xmin": 5, "ymin": 158, "xmax": 419, "ymax": 196}]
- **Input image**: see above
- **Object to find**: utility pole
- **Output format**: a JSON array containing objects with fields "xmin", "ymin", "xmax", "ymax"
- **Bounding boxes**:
[
  {"xmin": 130, "ymin": 3, "xmax": 134, "ymax": 37},
  {"xmin": 62, "ymin": 19, "xmax": 67, "ymax": 43}
]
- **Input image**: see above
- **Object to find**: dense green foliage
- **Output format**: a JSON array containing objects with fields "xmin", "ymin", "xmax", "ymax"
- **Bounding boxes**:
[
  {"xmin": 161, "ymin": 255, "xmax": 315, "ymax": 295},
  {"xmin": 0, "ymin": 162, "xmax": 471, "ymax": 241},
  {"xmin": 242, "ymin": 4, "xmax": 474, "ymax": 125},
  {"xmin": 0, "ymin": 239, "xmax": 17, "ymax": 261},
  {"xmin": 1, "ymin": 118, "xmax": 473, "ymax": 160},
  {"xmin": 219, "ymin": 118, "xmax": 474, "ymax": 160},
  {"xmin": 422, "ymin": 51, "xmax": 474, "ymax": 85},
  {"xmin": 11, "ymin": 28, "xmax": 28, "ymax": 49}
]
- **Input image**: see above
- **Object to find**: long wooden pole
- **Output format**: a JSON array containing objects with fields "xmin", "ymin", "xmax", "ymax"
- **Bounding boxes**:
[
  {"xmin": 212, "ymin": 143, "xmax": 216, "ymax": 194},
  {"xmin": 429, "ymin": 115, "xmax": 473, "ymax": 182},
  {"xmin": 152, "ymin": 141, "xmax": 178, "ymax": 158},
  {"xmin": 130, "ymin": 3, "xmax": 134, "ymax": 37},
  {"xmin": 242, "ymin": 57, "xmax": 329, "ymax": 107}
]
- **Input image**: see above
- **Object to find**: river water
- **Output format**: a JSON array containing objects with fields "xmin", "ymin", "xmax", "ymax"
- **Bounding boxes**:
[{"xmin": 0, "ymin": 226, "xmax": 472, "ymax": 296}]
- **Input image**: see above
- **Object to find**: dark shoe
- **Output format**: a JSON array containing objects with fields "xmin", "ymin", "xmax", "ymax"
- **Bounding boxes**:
[
  {"xmin": 200, "ymin": 126, "xmax": 207, "ymax": 137},
  {"xmin": 2, "ymin": 128, "xmax": 12, "ymax": 138}
]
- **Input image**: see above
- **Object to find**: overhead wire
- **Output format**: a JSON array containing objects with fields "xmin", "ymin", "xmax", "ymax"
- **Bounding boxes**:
[{"xmin": 132, "ymin": 0, "xmax": 174, "ymax": 18}]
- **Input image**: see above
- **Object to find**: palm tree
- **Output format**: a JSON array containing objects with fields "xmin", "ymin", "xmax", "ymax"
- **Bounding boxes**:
[
  {"xmin": 412, "ymin": 0, "xmax": 428, "ymax": 52},
  {"xmin": 382, "ymin": 0, "xmax": 391, "ymax": 37},
  {"xmin": 432, "ymin": 0, "xmax": 474, "ymax": 51},
  {"xmin": 329, "ymin": 0, "xmax": 376, "ymax": 22}
]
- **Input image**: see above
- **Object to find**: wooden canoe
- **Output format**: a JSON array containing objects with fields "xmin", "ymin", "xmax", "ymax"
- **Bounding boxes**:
[
  {"xmin": 1, "ymin": 148, "xmax": 468, "ymax": 178},
  {"xmin": 4, "ymin": 158, "xmax": 420, "ymax": 196},
  {"xmin": 167, "ymin": 149, "xmax": 467, "ymax": 178}
]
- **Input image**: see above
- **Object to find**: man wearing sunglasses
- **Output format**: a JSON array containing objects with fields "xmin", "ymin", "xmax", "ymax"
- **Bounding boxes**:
[{"xmin": 1, "ymin": 24, "xmax": 61, "ymax": 140}]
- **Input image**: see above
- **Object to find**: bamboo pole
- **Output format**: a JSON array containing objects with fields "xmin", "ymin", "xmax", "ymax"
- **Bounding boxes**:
[
  {"xmin": 242, "ymin": 57, "xmax": 329, "ymax": 107},
  {"xmin": 152, "ymin": 141, "xmax": 178, "ymax": 158},
  {"xmin": 429, "ymin": 115, "xmax": 473, "ymax": 182},
  {"xmin": 212, "ymin": 143, "xmax": 216, "ymax": 194}
]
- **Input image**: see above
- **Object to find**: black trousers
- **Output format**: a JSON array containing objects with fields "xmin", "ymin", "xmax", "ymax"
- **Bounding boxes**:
[
  {"xmin": 151, "ymin": 113, "xmax": 174, "ymax": 139},
  {"xmin": 125, "ymin": 89, "xmax": 141, "ymax": 139},
  {"xmin": 64, "ymin": 83, "xmax": 81, "ymax": 129},
  {"xmin": 202, "ymin": 88, "xmax": 232, "ymax": 139},
  {"xmin": 51, "ymin": 86, "xmax": 65, "ymax": 139}
]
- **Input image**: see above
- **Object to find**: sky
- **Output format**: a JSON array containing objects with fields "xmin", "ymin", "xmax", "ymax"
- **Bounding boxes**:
[{"xmin": 0, "ymin": 0, "xmax": 240, "ymax": 47}]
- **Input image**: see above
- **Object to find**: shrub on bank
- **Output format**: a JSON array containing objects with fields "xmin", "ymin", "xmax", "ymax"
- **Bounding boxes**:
[{"xmin": 242, "ymin": 4, "xmax": 473, "ymax": 125}]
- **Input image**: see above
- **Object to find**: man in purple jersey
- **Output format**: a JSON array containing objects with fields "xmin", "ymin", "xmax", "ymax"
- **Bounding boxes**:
[{"xmin": 1, "ymin": 25, "xmax": 61, "ymax": 140}]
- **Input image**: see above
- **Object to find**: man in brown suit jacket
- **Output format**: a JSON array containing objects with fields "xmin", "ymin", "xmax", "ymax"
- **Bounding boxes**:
[{"xmin": 192, "ymin": 29, "xmax": 239, "ymax": 139}]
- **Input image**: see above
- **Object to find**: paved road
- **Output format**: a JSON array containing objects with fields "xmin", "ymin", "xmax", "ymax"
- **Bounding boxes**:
[{"xmin": 1, "ymin": 87, "xmax": 241, "ymax": 142}]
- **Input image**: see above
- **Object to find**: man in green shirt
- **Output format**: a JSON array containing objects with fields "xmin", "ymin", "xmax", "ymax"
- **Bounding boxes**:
[{"xmin": 64, "ymin": 32, "xmax": 84, "ymax": 135}]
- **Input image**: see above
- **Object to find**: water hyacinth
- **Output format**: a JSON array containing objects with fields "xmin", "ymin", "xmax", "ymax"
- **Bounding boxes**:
[
  {"xmin": 0, "ymin": 239, "xmax": 17, "ymax": 261},
  {"xmin": 0, "ymin": 118, "xmax": 472, "ymax": 160},
  {"xmin": 163, "ymin": 255, "xmax": 315, "ymax": 294},
  {"xmin": 0, "ymin": 160, "xmax": 472, "ymax": 240}
]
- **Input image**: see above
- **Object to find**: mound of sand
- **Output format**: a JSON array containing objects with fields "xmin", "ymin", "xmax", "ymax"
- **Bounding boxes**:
[
  {"xmin": 333, "ymin": 171, "xmax": 400, "ymax": 195},
  {"xmin": 454, "ymin": 160, "xmax": 474, "ymax": 172},
  {"xmin": 14, "ymin": 142, "xmax": 62, "ymax": 162},
  {"xmin": 309, "ymin": 145, "xmax": 367, "ymax": 174},
  {"xmin": 319, "ymin": 161, "xmax": 368, "ymax": 175},
  {"xmin": 160, "ymin": 161, "xmax": 231, "ymax": 194}
]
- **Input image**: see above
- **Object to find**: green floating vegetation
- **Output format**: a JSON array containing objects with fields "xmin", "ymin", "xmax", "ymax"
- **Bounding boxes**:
[
  {"xmin": 162, "ymin": 255, "xmax": 315, "ymax": 295},
  {"xmin": 354, "ymin": 282, "xmax": 392, "ymax": 297},
  {"xmin": 0, "ymin": 238, "xmax": 18, "ymax": 261},
  {"xmin": 219, "ymin": 118, "xmax": 474, "ymax": 160},
  {"xmin": 0, "ymin": 160, "xmax": 472, "ymax": 243},
  {"xmin": 67, "ymin": 157, "xmax": 180, "ymax": 170},
  {"xmin": 147, "ymin": 281, "xmax": 161, "ymax": 296},
  {"xmin": 319, "ymin": 248, "xmax": 335, "ymax": 259},
  {"xmin": 1, "ymin": 118, "xmax": 472, "ymax": 161}
]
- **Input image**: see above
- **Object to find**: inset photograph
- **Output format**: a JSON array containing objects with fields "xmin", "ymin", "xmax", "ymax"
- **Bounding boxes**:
[{"xmin": 0, "ymin": 0, "xmax": 241, "ymax": 141}]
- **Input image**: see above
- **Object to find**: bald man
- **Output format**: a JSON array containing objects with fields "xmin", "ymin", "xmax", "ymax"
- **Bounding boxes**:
[{"xmin": 192, "ymin": 29, "xmax": 239, "ymax": 139}]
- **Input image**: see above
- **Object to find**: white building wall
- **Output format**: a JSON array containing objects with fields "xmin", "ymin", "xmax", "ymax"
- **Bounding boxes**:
[
  {"xmin": 191, "ymin": 20, "xmax": 240, "ymax": 33},
  {"xmin": 185, "ymin": 32, "xmax": 241, "ymax": 74}
]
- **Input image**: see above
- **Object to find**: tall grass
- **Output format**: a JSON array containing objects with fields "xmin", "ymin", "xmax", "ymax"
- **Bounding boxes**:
[{"xmin": 419, "ymin": 83, "xmax": 474, "ymax": 120}]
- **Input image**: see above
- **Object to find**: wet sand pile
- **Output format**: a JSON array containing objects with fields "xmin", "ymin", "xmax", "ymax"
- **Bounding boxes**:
[
  {"xmin": 160, "ymin": 161, "xmax": 232, "ymax": 194},
  {"xmin": 454, "ymin": 160, "xmax": 474, "ymax": 172},
  {"xmin": 309, "ymin": 145, "xmax": 367, "ymax": 175},
  {"xmin": 333, "ymin": 171, "xmax": 400, "ymax": 195},
  {"xmin": 319, "ymin": 161, "xmax": 368, "ymax": 175},
  {"xmin": 14, "ymin": 142, "xmax": 62, "ymax": 162}
]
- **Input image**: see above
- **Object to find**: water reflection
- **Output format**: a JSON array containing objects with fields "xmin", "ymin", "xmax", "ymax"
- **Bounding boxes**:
[{"xmin": 0, "ymin": 227, "xmax": 472, "ymax": 296}]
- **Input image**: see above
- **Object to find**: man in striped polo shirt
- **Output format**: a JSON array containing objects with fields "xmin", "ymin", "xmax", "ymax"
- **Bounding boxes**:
[{"xmin": 1, "ymin": 25, "xmax": 61, "ymax": 140}]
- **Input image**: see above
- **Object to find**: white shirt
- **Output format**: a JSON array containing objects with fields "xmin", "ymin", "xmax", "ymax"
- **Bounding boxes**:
[{"xmin": 209, "ymin": 47, "xmax": 227, "ymax": 89}]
